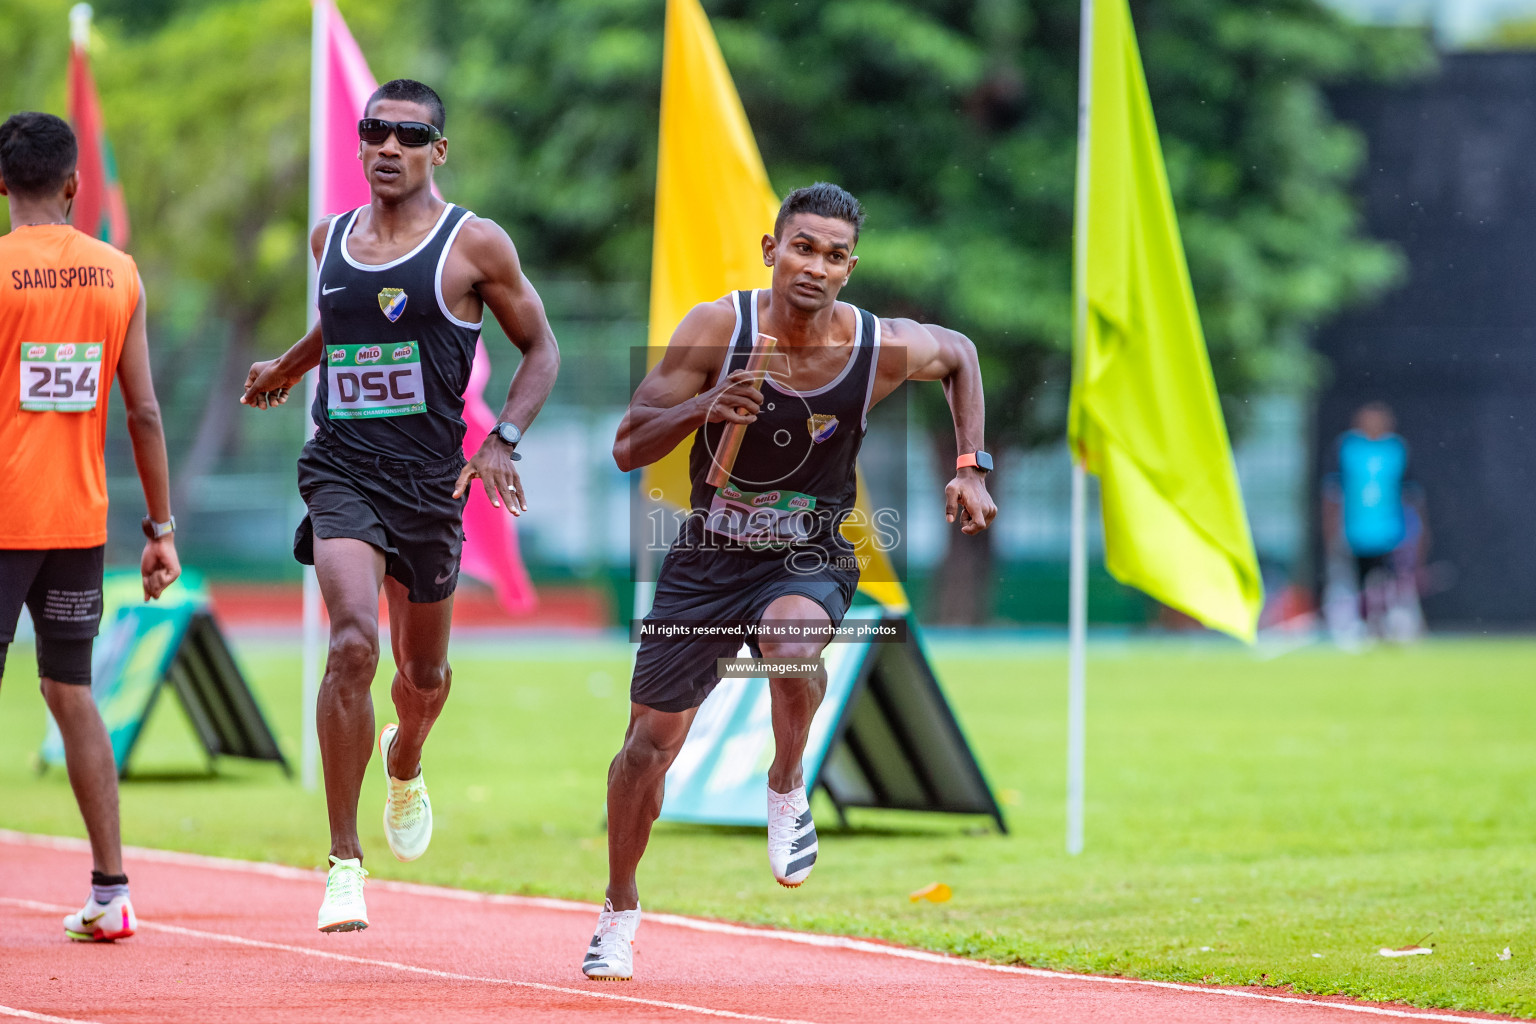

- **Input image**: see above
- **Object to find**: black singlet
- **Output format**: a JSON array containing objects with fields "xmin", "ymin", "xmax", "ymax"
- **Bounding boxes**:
[
  {"xmin": 685, "ymin": 289, "xmax": 881, "ymax": 551},
  {"xmin": 311, "ymin": 203, "xmax": 482, "ymax": 462}
]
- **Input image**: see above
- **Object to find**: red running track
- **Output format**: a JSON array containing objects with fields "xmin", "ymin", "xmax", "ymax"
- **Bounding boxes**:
[{"xmin": 0, "ymin": 832, "xmax": 1520, "ymax": 1024}]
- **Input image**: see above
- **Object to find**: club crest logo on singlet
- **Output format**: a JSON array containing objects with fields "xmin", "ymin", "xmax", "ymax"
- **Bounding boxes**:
[
  {"xmin": 377, "ymin": 287, "xmax": 408, "ymax": 322},
  {"xmin": 808, "ymin": 413, "xmax": 839, "ymax": 443}
]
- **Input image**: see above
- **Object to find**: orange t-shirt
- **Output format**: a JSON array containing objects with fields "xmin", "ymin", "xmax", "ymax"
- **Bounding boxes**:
[{"xmin": 0, "ymin": 225, "xmax": 140, "ymax": 549}]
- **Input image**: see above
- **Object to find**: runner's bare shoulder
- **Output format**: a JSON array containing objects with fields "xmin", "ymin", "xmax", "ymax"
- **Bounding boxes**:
[
  {"xmin": 447, "ymin": 216, "xmax": 523, "ymax": 277},
  {"xmin": 663, "ymin": 298, "xmax": 739, "ymax": 378},
  {"xmin": 311, "ymin": 216, "xmax": 338, "ymax": 263}
]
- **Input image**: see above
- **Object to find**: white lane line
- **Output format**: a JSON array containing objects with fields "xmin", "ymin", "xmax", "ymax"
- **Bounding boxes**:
[
  {"xmin": 0, "ymin": 1006, "xmax": 103, "ymax": 1024},
  {"xmin": 0, "ymin": 898, "xmax": 818, "ymax": 1024},
  {"xmin": 0, "ymin": 832, "xmax": 1512, "ymax": 1024}
]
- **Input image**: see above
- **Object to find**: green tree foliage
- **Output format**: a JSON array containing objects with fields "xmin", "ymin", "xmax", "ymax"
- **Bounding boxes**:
[
  {"xmin": 429, "ymin": 0, "xmax": 1428, "ymax": 620},
  {"xmin": 0, "ymin": 0, "xmax": 70, "ymax": 186},
  {"xmin": 1477, "ymin": 16, "xmax": 1536, "ymax": 48},
  {"xmin": 435, "ymin": 0, "xmax": 1429, "ymax": 448},
  {"xmin": 2, "ymin": 1, "xmax": 1429, "ymax": 613},
  {"xmin": 57, "ymin": 0, "xmax": 432, "ymax": 492},
  {"xmin": 95, "ymin": 0, "xmax": 433, "ymax": 353},
  {"xmin": 9, "ymin": 0, "xmax": 1428, "ymax": 448},
  {"xmin": 93, "ymin": 0, "xmax": 317, "ymax": 494}
]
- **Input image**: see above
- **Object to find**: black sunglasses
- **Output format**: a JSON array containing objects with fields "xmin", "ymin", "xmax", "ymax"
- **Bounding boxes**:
[{"xmin": 358, "ymin": 118, "xmax": 442, "ymax": 146}]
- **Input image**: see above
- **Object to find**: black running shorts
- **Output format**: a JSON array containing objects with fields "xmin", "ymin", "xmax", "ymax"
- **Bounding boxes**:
[
  {"xmin": 1353, "ymin": 552, "xmax": 1392, "ymax": 590},
  {"xmin": 294, "ymin": 433, "xmax": 468, "ymax": 604},
  {"xmin": 630, "ymin": 532, "xmax": 859, "ymax": 714},
  {"xmin": 0, "ymin": 546, "xmax": 105, "ymax": 685}
]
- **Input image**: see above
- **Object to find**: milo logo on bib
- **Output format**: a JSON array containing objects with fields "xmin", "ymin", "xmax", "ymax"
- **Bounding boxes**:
[
  {"xmin": 326, "ymin": 341, "xmax": 425, "ymax": 419},
  {"xmin": 706, "ymin": 485, "xmax": 818, "ymax": 550}
]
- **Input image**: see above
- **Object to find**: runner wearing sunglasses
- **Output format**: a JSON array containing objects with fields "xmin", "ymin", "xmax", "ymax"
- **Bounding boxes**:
[{"xmin": 239, "ymin": 79, "xmax": 560, "ymax": 932}]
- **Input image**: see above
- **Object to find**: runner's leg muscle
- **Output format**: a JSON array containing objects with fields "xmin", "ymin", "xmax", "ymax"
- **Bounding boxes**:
[
  {"xmin": 314, "ymin": 536, "xmax": 386, "ymax": 861},
  {"xmin": 383, "ymin": 577, "xmax": 453, "ymax": 781},
  {"xmin": 605, "ymin": 703, "xmax": 697, "ymax": 912},
  {"xmin": 41, "ymin": 677, "xmax": 123, "ymax": 875},
  {"xmin": 759, "ymin": 594, "xmax": 831, "ymax": 794}
]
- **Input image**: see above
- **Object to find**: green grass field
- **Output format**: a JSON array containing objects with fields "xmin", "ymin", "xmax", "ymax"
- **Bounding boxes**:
[{"xmin": 3, "ymin": 634, "xmax": 1534, "ymax": 1016}]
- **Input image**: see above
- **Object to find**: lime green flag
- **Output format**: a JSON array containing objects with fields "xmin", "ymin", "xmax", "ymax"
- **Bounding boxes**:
[{"xmin": 1068, "ymin": 0, "xmax": 1262, "ymax": 642}]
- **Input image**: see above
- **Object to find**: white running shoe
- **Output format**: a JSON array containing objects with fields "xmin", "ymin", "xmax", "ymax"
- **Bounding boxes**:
[
  {"xmin": 317, "ymin": 855, "xmax": 369, "ymax": 932},
  {"xmin": 380, "ymin": 723, "xmax": 433, "ymax": 862},
  {"xmin": 582, "ymin": 899, "xmax": 640, "ymax": 981},
  {"xmin": 63, "ymin": 893, "xmax": 135, "ymax": 942},
  {"xmin": 768, "ymin": 784, "xmax": 817, "ymax": 887}
]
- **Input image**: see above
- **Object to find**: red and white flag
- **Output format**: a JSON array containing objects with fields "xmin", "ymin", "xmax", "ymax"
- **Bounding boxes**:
[
  {"xmin": 67, "ymin": 6, "xmax": 129, "ymax": 248},
  {"xmin": 309, "ymin": 0, "xmax": 535, "ymax": 614}
]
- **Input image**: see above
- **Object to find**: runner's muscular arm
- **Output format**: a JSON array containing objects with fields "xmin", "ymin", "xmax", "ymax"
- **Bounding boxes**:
[
  {"xmin": 239, "ymin": 219, "xmax": 331, "ymax": 409},
  {"xmin": 451, "ymin": 219, "xmax": 561, "ymax": 514},
  {"xmin": 116, "ymin": 273, "xmax": 181, "ymax": 599},
  {"xmin": 612, "ymin": 299, "xmax": 762, "ymax": 473},
  {"xmin": 875, "ymin": 318, "xmax": 997, "ymax": 535}
]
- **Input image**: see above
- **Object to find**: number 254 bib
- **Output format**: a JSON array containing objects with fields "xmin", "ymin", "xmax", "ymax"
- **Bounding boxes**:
[
  {"xmin": 326, "ymin": 342, "xmax": 425, "ymax": 419},
  {"xmin": 20, "ymin": 342, "xmax": 103, "ymax": 412}
]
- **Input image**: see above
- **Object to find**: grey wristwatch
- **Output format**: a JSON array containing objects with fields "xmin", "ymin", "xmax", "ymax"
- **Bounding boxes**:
[
  {"xmin": 141, "ymin": 515, "xmax": 176, "ymax": 540},
  {"xmin": 492, "ymin": 421, "xmax": 523, "ymax": 461}
]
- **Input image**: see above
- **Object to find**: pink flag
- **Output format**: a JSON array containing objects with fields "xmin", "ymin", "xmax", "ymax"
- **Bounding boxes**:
[{"xmin": 310, "ymin": 0, "xmax": 535, "ymax": 613}]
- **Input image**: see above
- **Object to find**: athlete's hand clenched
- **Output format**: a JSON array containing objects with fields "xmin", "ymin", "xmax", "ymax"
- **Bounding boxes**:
[
  {"xmin": 455, "ymin": 436, "xmax": 526, "ymax": 516},
  {"xmin": 699, "ymin": 369, "xmax": 764, "ymax": 425},
  {"xmin": 141, "ymin": 536, "xmax": 181, "ymax": 601},
  {"xmin": 240, "ymin": 359, "xmax": 305, "ymax": 410},
  {"xmin": 946, "ymin": 471, "xmax": 998, "ymax": 536}
]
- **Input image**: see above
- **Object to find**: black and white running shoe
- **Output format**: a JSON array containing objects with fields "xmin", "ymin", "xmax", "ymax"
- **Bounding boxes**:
[
  {"xmin": 768, "ymin": 785, "xmax": 817, "ymax": 887},
  {"xmin": 582, "ymin": 898, "xmax": 640, "ymax": 980}
]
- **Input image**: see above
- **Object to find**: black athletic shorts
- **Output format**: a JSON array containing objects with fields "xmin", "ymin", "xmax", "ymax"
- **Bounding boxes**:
[
  {"xmin": 1354, "ymin": 552, "xmax": 1392, "ymax": 589},
  {"xmin": 0, "ymin": 546, "xmax": 105, "ymax": 685},
  {"xmin": 294, "ymin": 432, "xmax": 468, "ymax": 604},
  {"xmin": 631, "ymin": 529, "xmax": 859, "ymax": 714}
]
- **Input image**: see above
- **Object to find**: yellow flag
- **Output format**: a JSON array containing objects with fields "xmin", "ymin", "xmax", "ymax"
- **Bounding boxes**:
[
  {"xmin": 644, "ymin": 0, "xmax": 907, "ymax": 611},
  {"xmin": 1068, "ymin": 0, "xmax": 1262, "ymax": 641}
]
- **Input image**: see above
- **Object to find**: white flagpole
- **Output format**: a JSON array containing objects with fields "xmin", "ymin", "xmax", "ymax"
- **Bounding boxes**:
[
  {"xmin": 300, "ymin": 0, "xmax": 327, "ymax": 792},
  {"xmin": 1067, "ymin": 0, "xmax": 1094, "ymax": 856},
  {"xmin": 69, "ymin": 4, "xmax": 91, "ymax": 49}
]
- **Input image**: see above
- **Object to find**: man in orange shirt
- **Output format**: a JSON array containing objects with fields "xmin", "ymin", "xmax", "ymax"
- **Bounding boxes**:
[{"xmin": 0, "ymin": 112, "xmax": 180, "ymax": 942}]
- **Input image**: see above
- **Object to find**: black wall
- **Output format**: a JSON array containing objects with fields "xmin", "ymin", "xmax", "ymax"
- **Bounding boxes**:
[{"xmin": 1317, "ymin": 53, "xmax": 1536, "ymax": 627}]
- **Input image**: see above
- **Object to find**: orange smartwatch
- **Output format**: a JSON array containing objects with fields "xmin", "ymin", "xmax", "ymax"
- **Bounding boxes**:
[{"xmin": 956, "ymin": 451, "xmax": 993, "ymax": 473}]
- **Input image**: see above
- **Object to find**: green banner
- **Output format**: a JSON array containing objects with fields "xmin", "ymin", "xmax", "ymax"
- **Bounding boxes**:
[
  {"xmin": 658, "ymin": 609, "xmax": 876, "ymax": 827},
  {"xmin": 658, "ymin": 606, "xmax": 1004, "ymax": 830},
  {"xmin": 41, "ymin": 569, "xmax": 206, "ymax": 770}
]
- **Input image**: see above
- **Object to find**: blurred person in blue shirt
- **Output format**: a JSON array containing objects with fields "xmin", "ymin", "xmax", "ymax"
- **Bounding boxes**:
[{"xmin": 1322, "ymin": 402, "xmax": 1426, "ymax": 641}]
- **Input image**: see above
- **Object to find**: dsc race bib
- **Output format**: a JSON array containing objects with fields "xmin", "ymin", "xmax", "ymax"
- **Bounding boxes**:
[
  {"xmin": 20, "ymin": 342, "xmax": 103, "ymax": 413},
  {"xmin": 705, "ymin": 484, "xmax": 818, "ymax": 550},
  {"xmin": 326, "ymin": 342, "xmax": 425, "ymax": 420}
]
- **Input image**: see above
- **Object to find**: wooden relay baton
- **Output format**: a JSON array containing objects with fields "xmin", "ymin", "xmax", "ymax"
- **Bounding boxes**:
[{"xmin": 706, "ymin": 333, "xmax": 778, "ymax": 489}]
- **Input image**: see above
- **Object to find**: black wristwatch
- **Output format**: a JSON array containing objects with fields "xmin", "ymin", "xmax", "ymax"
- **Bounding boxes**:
[
  {"xmin": 142, "ymin": 515, "xmax": 176, "ymax": 540},
  {"xmin": 491, "ymin": 421, "xmax": 523, "ymax": 461}
]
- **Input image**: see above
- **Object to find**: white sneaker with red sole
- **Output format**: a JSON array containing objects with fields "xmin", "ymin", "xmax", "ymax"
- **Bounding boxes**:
[{"xmin": 64, "ymin": 893, "xmax": 135, "ymax": 942}]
